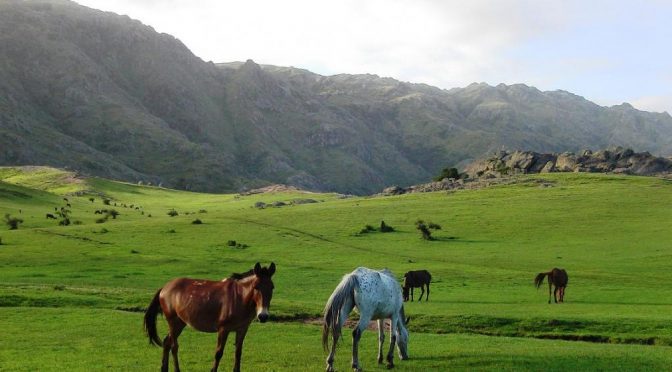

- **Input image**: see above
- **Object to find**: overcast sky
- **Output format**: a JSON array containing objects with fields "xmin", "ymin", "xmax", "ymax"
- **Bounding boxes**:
[{"xmin": 75, "ymin": 0, "xmax": 671, "ymax": 113}]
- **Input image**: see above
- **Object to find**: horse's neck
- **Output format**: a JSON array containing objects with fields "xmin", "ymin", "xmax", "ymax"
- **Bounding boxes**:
[{"xmin": 232, "ymin": 275, "xmax": 257, "ymax": 304}]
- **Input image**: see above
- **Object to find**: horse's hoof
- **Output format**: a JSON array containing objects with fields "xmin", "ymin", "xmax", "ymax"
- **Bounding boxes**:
[
  {"xmin": 386, "ymin": 363, "xmax": 395, "ymax": 369},
  {"xmin": 326, "ymin": 367, "xmax": 334, "ymax": 372},
  {"xmin": 378, "ymin": 358, "xmax": 383, "ymax": 364}
]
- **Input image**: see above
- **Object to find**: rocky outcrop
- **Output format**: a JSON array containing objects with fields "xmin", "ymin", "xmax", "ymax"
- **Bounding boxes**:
[{"xmin": 464, "ymin": 147, "xmax": 672, "ymax": 178}]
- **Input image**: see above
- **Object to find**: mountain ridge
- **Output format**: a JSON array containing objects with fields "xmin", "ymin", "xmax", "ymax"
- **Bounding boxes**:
[{"xmin": 1, "ymin": 0, "xmax": 672, "ymax": 194}]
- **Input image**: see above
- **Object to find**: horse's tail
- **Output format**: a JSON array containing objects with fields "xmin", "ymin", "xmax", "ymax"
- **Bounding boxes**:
[
  {"xmin": 534, "ymin": 272, "xmax": 549, "ymax": 288},
  {"xmin": 322, "ymin": 273, "xmax": 358, "ymax": 352},
  {"xmin": 144, "ymin": 288, "xmax": 164, "ymax": 347}
]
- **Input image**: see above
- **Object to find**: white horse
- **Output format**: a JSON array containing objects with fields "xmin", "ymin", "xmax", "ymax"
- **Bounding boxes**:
[{"xmin": 322, "ymin": 267, "xmax": 410, "ymax": 372}]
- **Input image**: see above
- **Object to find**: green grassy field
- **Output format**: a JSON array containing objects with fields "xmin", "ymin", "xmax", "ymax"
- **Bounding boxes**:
[{"xmin": 1, "ymin": 167, "xmax": 671, "ymax": 371}]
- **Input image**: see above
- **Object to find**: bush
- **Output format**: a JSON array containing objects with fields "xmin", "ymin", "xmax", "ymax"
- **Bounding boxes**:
[
  {"xmin": 198, "ymin": 209, "xmax": 207, "ymax": 213},
  {"xmin": 88, "ymin": 197, "xmax": 95, "ymax": 203},
  {"xmin": 73, "ymin": 220, "xmax": 83, "ymax": 225},
  {"xmin": 379, "ymin": 220, "xmax": 395, "ymax": 232},
  {"xmin": 359, "ymin": 224, "xmax": 376, "ymax": 234},
  {"xmin": 415, "ymin": 220, "xmax": 433, "ymax": 240},
  {"xmin": 95, "ymin": 217, "xmax": 107, "ymax": 224},
  {"xmin": 107, "ymin": 210, "xmax": 120, "ymax": 219},
  {"xmin": 167, "ymin": 229, "xmax": 176, "ymax": 233},
  {"xmin": 428, "ymin": 222, "xmax": 442, "ymax": 230},
  {"xmin": 227, "ymin": 240, "xmax": 237, "ymax": 247},
  {"xmin": 167, "ymin": 209, "xmax": 179, "ymax": 217},
  {"xmin": 58, "ymin": 218, "xmax": 70, "ymax": 226},
  {"xmin": 4, "ymin": 214, "xmax": 23, "ymax": 230},
  {"xmin": 192, "ymin": 219, "xmax": 203, "ymax": 224},
  {"xmin": 103, "ymin": 199, "xmax": 111, "ymax": 205},
  {"xmin": 434, "ymin": 167, "xmax": 461, "ymax": 181}
]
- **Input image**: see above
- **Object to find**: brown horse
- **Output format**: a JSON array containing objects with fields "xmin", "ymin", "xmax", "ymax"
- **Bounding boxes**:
[
  {"xmin": 402, "ymin": 270, "xmax": 431, "ymax": 302},
  {"xmin": 534, "ymin": 268, "xmax": 568, "ymax": 304},
  {"xmin": 144, "ymin": 262, "xmax": 276, "ymax": 372}
]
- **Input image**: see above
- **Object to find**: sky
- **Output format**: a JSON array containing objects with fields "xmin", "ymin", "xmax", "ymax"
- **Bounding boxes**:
[{"xmin": 75, "ymin": 0, "xmax": 672, "ymax": 113}]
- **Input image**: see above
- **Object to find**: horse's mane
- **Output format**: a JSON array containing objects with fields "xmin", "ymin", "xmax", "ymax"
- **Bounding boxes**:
[{"xmin": 229, "ymin": 269, "xmax": 254, "ymax": 281}]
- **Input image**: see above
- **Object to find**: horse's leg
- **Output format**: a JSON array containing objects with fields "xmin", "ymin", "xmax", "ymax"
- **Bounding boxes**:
[
  {"xmin": 233, "ymin": 326, "xmax": 249, "ymax": 372},
  {"xmin": 161, "ymin": 334, "xmax": 172, "ymax": 372},
  {"xmin": 553, "ymin": 286, "xmax": 559, "ymax": 303},
  {"xmin": 410, "ymin": 287, "xmax": 414, "ymax": 302},
  {"xmin": 326, "ymin": 300, "xmax": 353, "ymax": 372},
  {"xmin": 547, "ymin": 281, "xmax": 552, "ymax": 304},
  {"xmin": 426, "ymin": 282, "xmax": 430, "ymax": 302},
  {"xmin": 377, "ymin": 319, "xmax": 385, "ymax": 364},
  {"xmin": 385, "ymin": 314, "xmax": 398, "ymax": 369},
  {"xmin": 169, "ymin": 319, "xmax": 186, "ymax": 372},
  {"xmin": 418, "ymin": 285, "xmax": 425, "ymax": 301},
  {"xmin": 351, "ymin": 313, "xmax": 371, "ymax": 372},
  {"xmin": 211, "ymin": 327, "xmax": 230, "ymax": 372}
]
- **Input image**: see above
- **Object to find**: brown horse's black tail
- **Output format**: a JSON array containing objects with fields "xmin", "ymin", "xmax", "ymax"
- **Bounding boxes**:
[
  {"xmin": 534, "ymin": 272, "xmax": 549, "ymax": 288},
  {"xmin": 144, "ymin": 289, "xmax": 163, "ymax": 347}
]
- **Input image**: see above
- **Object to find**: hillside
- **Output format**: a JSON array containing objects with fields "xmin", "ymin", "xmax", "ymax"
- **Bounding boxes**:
[
  {"xmin": 2, "ymin": 0, "xmax": 672, "ymax": 194},
  {"xmin": 1, "ymin": 170, "xmax": 671, "ymax": 370}
]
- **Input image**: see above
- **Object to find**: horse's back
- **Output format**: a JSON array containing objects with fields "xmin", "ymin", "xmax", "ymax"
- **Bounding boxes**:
[
  {"xmin": 159, "ymin": 278, "xmax": 235, "ymax": 332},
  {"xmin": 552, "ymin": 268, "xmax": 569, "ymax": 286},
  {"xmin": 352, "ymin": 267, "xmax": 403, "ymax": 318},
  {"xmin": 404, "ymin": 269, "xmax": 431, "ymax": 286}
]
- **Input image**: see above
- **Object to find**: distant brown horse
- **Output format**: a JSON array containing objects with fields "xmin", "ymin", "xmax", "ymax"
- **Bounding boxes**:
[
  {"xmin": 534, "ymin": 268, "xmax": 568, "ymax": 304},
  {"xmin": 402, "ymin": 270, "xmax": 432, "ymax": 302},
  {"xmin": 144, "ymin": 262, "xmax": 276, "ymax": 372}
]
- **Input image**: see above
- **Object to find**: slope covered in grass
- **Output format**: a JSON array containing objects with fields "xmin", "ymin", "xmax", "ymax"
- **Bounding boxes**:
[{"xmin": 0, "ymin": 170, "xmax": 671, "ymax": 370}]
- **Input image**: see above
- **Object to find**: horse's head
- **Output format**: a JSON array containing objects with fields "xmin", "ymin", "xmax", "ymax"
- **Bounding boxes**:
[
  {"xmin": 252, "ymin": 262, "xmax": 276, "ymax": 323},
  {"xmin": 402, "ymin": 285, "xmax": 410, "ymax": 302},
  {"xmin": 396, "ymin": 316, "xmax": 410, "ymax": 360}
]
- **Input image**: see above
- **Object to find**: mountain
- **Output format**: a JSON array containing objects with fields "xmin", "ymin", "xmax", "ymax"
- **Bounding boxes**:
[{"xmin": 2, "ymin": 0, "xmax": 672, "ymax": 194}]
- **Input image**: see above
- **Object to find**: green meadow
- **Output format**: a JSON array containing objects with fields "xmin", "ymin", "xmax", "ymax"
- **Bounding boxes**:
[{"xmin": 1, "ymin": 167, "xmax": 671, "ymax": 371}]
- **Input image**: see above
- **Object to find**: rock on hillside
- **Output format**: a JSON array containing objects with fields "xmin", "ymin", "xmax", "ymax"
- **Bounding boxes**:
[{"xmin": 464, "ymin": 147, "xmax": 672, "ymax": 178}]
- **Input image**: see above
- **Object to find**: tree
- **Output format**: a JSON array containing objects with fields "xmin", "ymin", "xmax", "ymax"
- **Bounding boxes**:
[
  {"xmin": 433, "ymin": 167, "xmax": 460, "ymax": 181},
  {"xmin": 415, "ymin": 220, "xmax": 433, "ymax": 240}
]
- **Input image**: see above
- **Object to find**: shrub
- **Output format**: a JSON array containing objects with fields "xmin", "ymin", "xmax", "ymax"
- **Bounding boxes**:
[
  {"xmin": 254, "ymin": 202, "xmax": 266, "ymax": 209},
  {"xmin": 192, "ymin": 219, "xmax": 203, "ymax": 224},
  {"xmin": 53, "ymin": 285, "xmax": 65, "ymax": 291},
  {"xmin": 4, "ymin": 214, "xmax": 23, "ymax": 230},
  {"xmin": 88, "ymin": 197, "xmax": 95, "ymax": 203},
  {"xmin": 415, "ymin": 220, "xmax": 433, "ymax": 240},
  {"xmin": 130, "ymin": 249, "xmax": 140, "ymax": 254},
  {"xmin": 107, "ymin": 210, "xmax": 120, "ymax": 219},
  {"xmin": 73, "ymin": 220, "xmax": 83, "ymax": 225},
  {"xmin": 227, "ymin": 240, "xmax": 237, "ymax": 247},
  {"xmin": 167, "ymin": 209, "xmax": 179, "ymax": 217},
  {"xmin": 167, "ymin": 229, "xmax": 176, "ymax": 233},
  {"xmin": 428, "ymin": 222, "xmax": 442, "ymax": 230},
  {"xmin": 103, "ymin": 199, "xmax": 111, "ymax": 205},
  {"xmin": 433, "ymin": 167, "xmax": 461, "ymax": 181},
  {"xmin": 99, "ymin": 228, "xmax": 109, "ymax": 234},
  {"xmin": 379, "ymin": 220, "xmax": 395, "ymax": 232},
  {"xmin": 95, "ymin": 217, "xmax": 107, "ymax": 224},
  {"xmin": 198, "ymin": 209, "xmax": 207, "ymax": 213},
  {"xmin": 359, "ymin": 224, "xmax": 376, "ymax": 234}
]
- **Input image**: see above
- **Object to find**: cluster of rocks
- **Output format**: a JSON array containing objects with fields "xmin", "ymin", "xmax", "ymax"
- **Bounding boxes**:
[
  {"xmin": 254, "ymin": 198, "xmax": 319, "ymax": 209},
  {"xmin": 379, "ymin": 177, "xmax": 466, "ymax": 196},
  {"xmin": 463, "ymin": 147, "xmax": 672, "ymax": 179},
  {"xmin": 378, "ymin": 147, "xmax": 671, "ymax": 196}
]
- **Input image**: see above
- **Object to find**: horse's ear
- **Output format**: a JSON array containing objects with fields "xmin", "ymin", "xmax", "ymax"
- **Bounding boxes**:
[
  {"xmin": 254, "ymin": 262, "xmax": 262, "ymax": 275},
  {"xmin": 268, "ymin": 262, "xmax": 276, "ymax": 276},
  {"xmin": 405, "ymin": 316, "xmax": 411, "ymax": 325}
]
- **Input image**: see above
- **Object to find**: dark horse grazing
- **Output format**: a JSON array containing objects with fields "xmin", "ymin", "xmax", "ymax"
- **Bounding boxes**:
[
  {"xmin": 402, "ymin": 270, "xmax": 431, "ymax": 302},
  {"xmin": 144, "ymin": 262, "xmax": 276, "ymax": 372},
  {"xmin": 534, "ymin": 268, "xmax": 568, "ymax": 304}
]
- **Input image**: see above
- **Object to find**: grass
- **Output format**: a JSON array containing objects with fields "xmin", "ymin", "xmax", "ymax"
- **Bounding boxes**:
[{"xmin": 0, "ymin": 168, "xmax": 671, "ymax": 370}]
